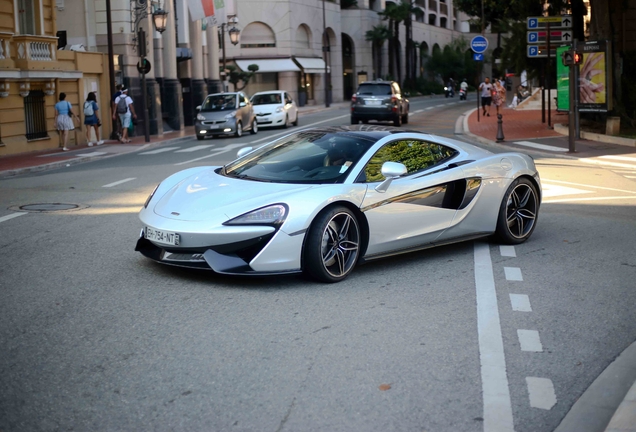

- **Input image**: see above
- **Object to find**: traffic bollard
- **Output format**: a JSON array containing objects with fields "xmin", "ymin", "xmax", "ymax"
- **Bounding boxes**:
[{"xmin": 496, "ymin": 114, "xmax": 505, "ymax": 142}]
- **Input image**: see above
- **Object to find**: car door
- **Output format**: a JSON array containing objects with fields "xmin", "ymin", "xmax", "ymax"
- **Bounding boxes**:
[
  {"xmin": 238, "ymin": 92, "xmax": 250, "ymax": 126},
  {"xmin": 358, "ymin": 138, "xmax": 468, "ymax": 257},
  {"xmin": 284, "ymin": 92, "xmax": 297, "ymax": 122}
]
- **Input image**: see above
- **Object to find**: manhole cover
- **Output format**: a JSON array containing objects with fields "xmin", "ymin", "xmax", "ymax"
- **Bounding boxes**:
[{"xmin": 12, "ymin": 203, "xmax": 88, "ymax": 212}]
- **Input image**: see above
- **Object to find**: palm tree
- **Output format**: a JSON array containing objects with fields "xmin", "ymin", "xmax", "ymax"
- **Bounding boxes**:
[
  {"xmin": 365, "ymin": 25, "xmax": 390, "ymax": 80},
  {"xmin": 379, "ymin": 2, "xmax": 408, "ymax": 82}
]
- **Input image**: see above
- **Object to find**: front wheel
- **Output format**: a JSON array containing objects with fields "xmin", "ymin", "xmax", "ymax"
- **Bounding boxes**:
[
  {"xmin": 493, "ymin": 177, "xmax": 539, "ymax": 244},
  {"xmin": 303, "ymin": 206, "xmax": 361, "ymax": 283},
  {"xmin": 250, "ymin": 118, "xmax": 258, "ymax": 134},
  {"xmin": 196, "ymin": 134, "xmax": 204, "ymax": 141},
  {"xmin": 234, "ymin": 121, "xmax": 243, "ymax": 137}
]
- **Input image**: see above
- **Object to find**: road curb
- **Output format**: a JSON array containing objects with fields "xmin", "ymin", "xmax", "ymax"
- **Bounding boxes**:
[{"xmin": 554, "ymin": 340, "xmax": 636, "ymax": 432}]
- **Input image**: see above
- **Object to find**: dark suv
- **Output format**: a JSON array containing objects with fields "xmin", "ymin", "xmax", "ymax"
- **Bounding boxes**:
[{"xmin": 350, "ymin": 80, "xmax": 409, "ymax": 126}]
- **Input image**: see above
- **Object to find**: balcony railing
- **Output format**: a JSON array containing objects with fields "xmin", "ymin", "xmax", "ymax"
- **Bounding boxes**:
[
  {"xmin": 0, "ymin": 33, "xmax": 12, "ymax": 60},
  {"xmin": 440, "ymin": 3, "xmax": 448, "ymax": 15},
  {"xmin": 13, "ymin": 35, "xmax": 57, "ymax": 62},
  {"xmin": 429, "ymin": 0, "xmax": 437, "ymax": 10}
]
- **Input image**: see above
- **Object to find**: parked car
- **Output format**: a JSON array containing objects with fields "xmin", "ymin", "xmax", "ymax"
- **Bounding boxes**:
[
  {"xmin": 136, "ymin": 125, "xmax": 541, "ymax": 283},
  {"xmin": 195, "ymin": 92, "xmax": 258, "ymax": 139},
  {"xmin": 250, "ymin": 90, "xmax": 299, "ymax": 128},
  {"xmin": 350, "ymin": 80, "xmax": 409, "ymax": 127}
]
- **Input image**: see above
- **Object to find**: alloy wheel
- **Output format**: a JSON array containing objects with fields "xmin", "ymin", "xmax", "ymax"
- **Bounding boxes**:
[
  {"xmin": 319, "ymin": 212, "xmax": 360, "ymax": 278},
  {"xmin": 505, "ymin": 183, "xmax": 537, "ymax": 239}
]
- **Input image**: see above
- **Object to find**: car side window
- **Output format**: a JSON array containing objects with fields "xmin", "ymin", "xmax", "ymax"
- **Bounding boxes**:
[{"xmin": 360, "ymin": 140, "xmax": 457, "ymax": 183}]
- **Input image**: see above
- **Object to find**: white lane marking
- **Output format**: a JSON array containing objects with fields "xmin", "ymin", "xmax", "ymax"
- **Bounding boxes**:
[
  {"xmin": 541, "ymin": 183, "xmax": 593, "ymax": 198},
  {"xmin": 175, "ymin": 145, "xmax": 215, "ymax": 153},
  {"xmin": 425, "ymin": 106, "xmax": 434, "ymax": 110},
  {"xmin": 580, "ymin": 158, "xmax": 636, "ymax": 169},
  {"xmin": 517, "ymin": 330, "xmax": 543, "ymax": 352},
  {"xmin": 139, "ymin": 147, "xmax": 180, "ymax": 155},
  {"xmin": 248, "ymin": 114, "xmax": 350, "ymax": 145},
  {"xmin": 174, "ymin": 143, "xmax": 246, "ymax": 166},
  {"xmin": 541, "ymin": 179, "xmax": 636, "ymax": 194},
  {"xmin": 415, "ymin": 109, "xmax": 423, "ymax": 113},
  {"xmin": 526, "ymin": 377, "xmax": 557, "ymax": 410},
  {"xmin": 626, "ymin": 175, "xmax": 636, "ymax": 179},
  {"xmin": 504, "ymin": 267, "xmax": 523, "ymax": 281},
  {"xmin": 474, "ymin": 242, "xmax": 515, "ymax": 432},
  {"xmin": 76, "ymin": 151, "xmax": 108, "ymax": 158},
  {"xmin": 599, "ymin": 155, "xmax": 636, "ymax": 162},
  {"xmin": 510, "ymin": 294, "xmax": 532, "ymax": 312},
  {"xmin": 0, "ymin": 212, "xmax": 27, "ymax": 223},
  {"xmin": 408, "ymin": 112, "xmax": 414, "ymax": 116},
  {"xmin": 102, "ymin": 177, "xmax": 136, "ymax": 188},
  {"xmin": 544, "ymin": 195, "xmax": 636, "ymax": 204},
  {"xmin": 500, "ymin": 246, "xmax": 516, "ymax": 257},
  {"xmin": 513, "ymin": 141, "xmax": 568, "ymax": 152}
]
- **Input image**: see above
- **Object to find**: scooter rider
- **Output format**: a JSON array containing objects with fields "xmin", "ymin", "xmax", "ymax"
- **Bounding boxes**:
[{"xmin": 460, "ymin": 79, "xmax": 468, "ymax": 92}]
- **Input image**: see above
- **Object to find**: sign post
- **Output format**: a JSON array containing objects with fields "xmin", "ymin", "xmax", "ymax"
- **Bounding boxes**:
[{"xmin": 470, "ymin": 35, "xmax": 488, "ymax": 123}]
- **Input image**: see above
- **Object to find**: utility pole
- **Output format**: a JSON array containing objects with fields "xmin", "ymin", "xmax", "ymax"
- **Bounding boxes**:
[{"xmin": 322, "ymin": 0, "xmax": 330, "ymax": 108}]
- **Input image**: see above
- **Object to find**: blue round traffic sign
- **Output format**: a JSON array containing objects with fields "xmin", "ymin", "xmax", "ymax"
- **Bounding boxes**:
[{"xmin": 471, "ymin": 35, "xmax": 489, "ymax": 54}]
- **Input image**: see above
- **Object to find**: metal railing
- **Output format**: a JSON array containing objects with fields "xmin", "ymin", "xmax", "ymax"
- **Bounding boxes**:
[
  {"xmin": 0, "ymin": 33, "xmax": 11, "ymax": 60},
  {"xmin": 24, "ymin": 90, "xmax": 49, "ymax": 140},
  {"xmin": 13, "ymin": 35, "xmax": 57, "ymax": 61}
]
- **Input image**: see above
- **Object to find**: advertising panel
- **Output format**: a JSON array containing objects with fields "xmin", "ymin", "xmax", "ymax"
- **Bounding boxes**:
[
  {"xmin": 578, "ymin": 40, "xmax": 612, "ymax": 112},
  {"xmin": 556, "ymin": 45, "xmax": 570, "ymax": 111}
]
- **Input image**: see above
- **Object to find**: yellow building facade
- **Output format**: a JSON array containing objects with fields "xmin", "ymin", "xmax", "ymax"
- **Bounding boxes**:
[{"xmin": 0, "ymin": 0, "xmax": 111, "ymax": 156}]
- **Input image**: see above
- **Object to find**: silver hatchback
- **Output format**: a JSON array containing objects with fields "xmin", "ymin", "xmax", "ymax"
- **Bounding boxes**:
[{"xmin": 195, "ymin": 92, "xmax": 258, "ymax": 139}]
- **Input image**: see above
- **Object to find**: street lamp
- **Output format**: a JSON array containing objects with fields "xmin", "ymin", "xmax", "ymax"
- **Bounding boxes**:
[
  {"xmin": 131, "ymin": 0, "xmax": 169, "ymax": 142},
  {"xmin": 220, "ymin": 15, "xmax": 241, "ymax": 92}
]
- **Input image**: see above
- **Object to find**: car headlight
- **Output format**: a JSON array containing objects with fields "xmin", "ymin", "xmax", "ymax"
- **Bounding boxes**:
[
  {"xmin": 275, "ymin": 106, "xmax": 284, "ymax": 113},
  {"xmin": 223, "ymin": 204, "xmax": 288, "ymax": 227},
  {"xmin": 225, "ymin": 111, "xmax": 237, "ymax": 119},
  {"xmin": 196, "ymin": 113, "xmax": 206, "ymax": 121},
  {"xmin": 144, "ymin": 183, "xmax": 160, "ymax": 208}
]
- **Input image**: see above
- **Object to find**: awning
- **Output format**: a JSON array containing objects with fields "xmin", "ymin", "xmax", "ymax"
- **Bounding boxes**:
[
  {"xmin": 294, "ymin": 57, "xmax": 327, "ymax": 74},
  {"xmin": 235, "ymin": 58, "xmax": 300, "ymax": 73}
]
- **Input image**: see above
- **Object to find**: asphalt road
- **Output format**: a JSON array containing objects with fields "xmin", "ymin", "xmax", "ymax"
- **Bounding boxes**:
[{"xmin": 1, "ymin": 97, "xmax": 635, "ymax": 431}]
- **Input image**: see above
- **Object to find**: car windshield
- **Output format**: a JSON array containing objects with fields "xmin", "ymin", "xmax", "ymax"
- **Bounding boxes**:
[
  {"xmin": 251, "ymin": 93, "xmax": 282, "ymax": 105},
  {"xmin": 223, "ymin": 131, "xmax": 376, "ymax": 184},
  {"xmin": 357, "ymin": 84, "xmax": 392, "ymax": 96},
  {"xmin": 200, "ymin": 94, "xmax": 237, "ymax": 111}
]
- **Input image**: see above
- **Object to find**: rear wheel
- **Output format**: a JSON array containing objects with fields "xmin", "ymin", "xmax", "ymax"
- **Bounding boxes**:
[
  {"xmin": 393, "ymin": 112, "xmax": 402, "ymax": 127},
  {"xmin": 351, "ymin": 116, "xmax": 359, "ymax": 125},
  {"xmin": 402, "ymin": 111, "xmax": 409, "ymax": 124},
  {"xmin": 250, "ymin": 118, "xmax": 258, "ymax": 134},
  {"xmin": 303, "ymin": 206, "xmax": 361, "ymax": 283},
  {"xmin": 493, "ymin": 177, "xmax": 539, "ymax": 244},
  {"xmin": 235, "ymin": 121, "xmax": 243, "ymax": 137},
  {"xmin": 292, "ymin": 114, "xmax": 298, "ymax": 126},
  {"xmin": 283, "ymin": 114, "xmax": 289, "ymax": 129}
]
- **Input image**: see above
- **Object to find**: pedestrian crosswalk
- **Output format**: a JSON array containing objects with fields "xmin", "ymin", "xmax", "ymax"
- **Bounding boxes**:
[{"xmin": 580, "ymin": 155, "xmax": 636, "ymax": 180}]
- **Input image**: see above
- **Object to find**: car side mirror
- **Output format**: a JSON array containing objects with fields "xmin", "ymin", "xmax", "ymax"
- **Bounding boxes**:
[
  {"xmin": 237, "ymin": 146, "xmax": 253, "ymax": 158},
  {"xmin": 239, "ymin": 102, "xmax": 247, "ymax": 107},
  {"xmin": 375, "ymin": 162, "xmax": 407, "ymax": 193},
  {"xmin": 196, "ymin": 105, "xmax": 201, "ymax": 111}
]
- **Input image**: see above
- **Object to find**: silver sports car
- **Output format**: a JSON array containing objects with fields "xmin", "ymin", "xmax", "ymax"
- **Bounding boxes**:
[{"xmin": 136, "ymin": 126, "xmax": 541, "ymax": 283}]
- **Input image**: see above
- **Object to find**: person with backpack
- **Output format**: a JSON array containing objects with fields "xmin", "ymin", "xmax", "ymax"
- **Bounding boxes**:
[
  {"xmin": 83, "ymin": 92, "xmax": 103, "ymax": 146},
  {"xmin": 112, "ymin": 88, "xmax": 137, "ymax": 143},
  {"xmin": 54, "ymin": 92, "xmax": 76, "ymax": 151},
  {"xmin": 111, "ymin": 84, "xmax": 123, "ymax": 140}
]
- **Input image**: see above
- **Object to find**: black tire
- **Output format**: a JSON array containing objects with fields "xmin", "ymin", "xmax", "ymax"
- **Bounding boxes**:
[
  {"xmin": 292, "ymin": 114, "xmax": 299, "ymax": 126},
  {"xmin": 393, "ymin": 113, "xmax": 402, "ymax": 127},
  {"xmin": 402, "ymin": 111, "xmax": 409, "ymax": 124},
  {"xmin": 250, "ymin": 118, "xmax": 258, "ymax": 135},
  {"xmin": 235, "ymin": 121, "xmax": 243, "ymax": 137},
  {"xmin": 493, "ymin": 177, "xmax": 539, "ymax": 244},
  {"xmin": 303, "ymin": 206, "xmax": 361, "ymax": 283},
  {"xmin": 351, "ymin": 116, "xmax": 359, "ymax": 125},
  {"xmin": 196, "ymin": 134, "xmax": 204, "ymax": 141}
]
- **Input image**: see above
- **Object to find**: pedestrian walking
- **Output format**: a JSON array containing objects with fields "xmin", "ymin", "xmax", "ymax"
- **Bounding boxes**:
[
  {"xmin": 492, "ymin": 79, "xmax": 506, "ymax": 116},
  {"xmin": 479, "ymin": 77, "xmax": 493, "ymax": 117},
  {"xmin": 83, "ymin": 92, "xmax": 103, "ymax": 146},
  {"xmin": 54, "ymin": 92, "xmax": 76, "ymax": 151},
  {"xmin": 111, "ymin": 84, "xmax": 123, "ymax": 140},
  {"xmin": 113, "ymin": 88, "xmax": 137, "ymax": 143}
]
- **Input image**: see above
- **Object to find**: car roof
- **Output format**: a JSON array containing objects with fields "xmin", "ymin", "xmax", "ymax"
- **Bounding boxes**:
[
  {"xmin": 300, "ymin": 125, "xmax": 421, "ymax": 141},
  {"xmin": 251, "ymin": 90, "xmax": 283, "ymax": 95},
  {"xmin": 206, "ymin": 92, "xmax": 239, "ymax": 97}
]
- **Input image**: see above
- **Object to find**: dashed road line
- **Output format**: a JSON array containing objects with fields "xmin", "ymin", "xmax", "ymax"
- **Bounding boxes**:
[
  {"xmin": 139, "ymin": 147, "xmax": 181, "ymax": 155},
  {"xmin": 102, "ymin": 177, "xmax": 136, "ymax": 188},
  {"xmin": 599, "ymin": 155, "xmax": 636, "ymax": 162},
  {"xmin": 504, "ymin": 267, "xmax": 523, "ymax": 281},
  {"xmin": 76, "ymin": 151, "xmax": 108, "ymax": 158},
  {"xmin": 526, "ymin": 377, "xmax": 557, "ymax": 410},
  {"xmin": 500, "ymin": 246, "xmax": 516, "ymax": 257},
  {"xmin": 517, "ymin": 330, "xmax": 543, "ymax": 352},
  {"xmin": 513, "ymin": 141, "xmax": 568, "ymax": 152},
  {"xmin": 0, "ymin": 212, "xmax": 27, "ymax": 223},
  {"xmin": 474, "ymin": 242, "xmax": 515, "ymax": 432},
  {"xmin": 510, "ymin": 294, "xmax": 532, "ymax": 312},
  {"xmin": 175, "ymin": 145, "xmax": 215, "ymax": 153}
]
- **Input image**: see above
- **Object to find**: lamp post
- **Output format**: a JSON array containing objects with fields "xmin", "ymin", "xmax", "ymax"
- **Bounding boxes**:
[
  {"xmin": 322, "ymin": 0, "xmax": 329, "ymax": 107},
  {"xmin": 219, "ymin": 16, "xmax": 240, "ymax": 93},
  {"xmin": 131, "ymin": 0, "xmax": 168, "ymax": 142}
]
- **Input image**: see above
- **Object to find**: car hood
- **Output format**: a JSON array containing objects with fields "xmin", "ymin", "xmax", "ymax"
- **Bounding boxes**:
[
  {"xmin": 198, "ymin": 110, "xmax": 236, "ymax": 120},
  {"xmin": 252, "ymin": 103, "xmax": 283, "ymax": 114},
  {"xmin": 153, "ymin": 168, "xmax": 313, "ymax": 222}
]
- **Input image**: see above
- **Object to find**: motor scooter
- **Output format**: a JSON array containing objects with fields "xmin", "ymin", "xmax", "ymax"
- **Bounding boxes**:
[
  {"xmin": 444, "ymin": 86, "xmax": 455, "ymax": 98},
  {"xmin": 459, "ymin": 88, "xmax": 467, "ymax": 100}
]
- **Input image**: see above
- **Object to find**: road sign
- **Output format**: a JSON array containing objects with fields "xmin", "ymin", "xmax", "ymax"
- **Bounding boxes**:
[
  {"xmin": 470, "ymin": 35, "xmax": 488, "ymax": 54},
  {"xmin": 473, "ymin": 53, "xmax": 483, "ymax": 61},
  {"xmin": 527, "ymin": 30, "xmax": 573, "ymax": 44},
  {"xmin": 527, "ymin": 15, "xmax": 573, "ymax": 30},
  {"xmin": 527, "ymin": 45, "xmax": 561, "ymax": 58}
]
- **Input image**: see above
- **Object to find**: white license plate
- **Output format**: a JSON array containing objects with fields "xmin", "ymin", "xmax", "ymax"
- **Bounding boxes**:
[
  {"xmin": 366, "ymin": 100, "xmax": 381, "ymax": 106},
  {"xmin": 209, "ymin": 124, "xmax": 219, "ymax": 129},
  {"xmin": 258, "ymin": 117, "xmax": 269, "ymax": 122},
  {"xmin": 146, "ymin": 227, "xmax": 180, "ymax": 246}
]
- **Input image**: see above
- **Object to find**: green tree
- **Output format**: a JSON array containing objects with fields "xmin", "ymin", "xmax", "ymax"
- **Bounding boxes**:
[
  {"xmin": 365, "ymin": 25, "xmax": 390, "ymax": 80},
  {"xmin": 379, "ymin": 1, "xmax": 409, "ymax": 83},
  {"xmin": 226, "ymin": 64, "xmax": 259, "ymax": 91}
]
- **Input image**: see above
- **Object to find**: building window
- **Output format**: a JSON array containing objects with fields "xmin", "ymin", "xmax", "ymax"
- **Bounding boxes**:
[
  {"xmin": 240, "ymin": 22, "xmax": 276, "ymax": 48},
  {"xmin": 24, "ymin": 90, "xmax": 48, "ymax": 140},
  {"xmin": 18, "ymin": 0, "xmax": 37, "ymax": 35}
]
